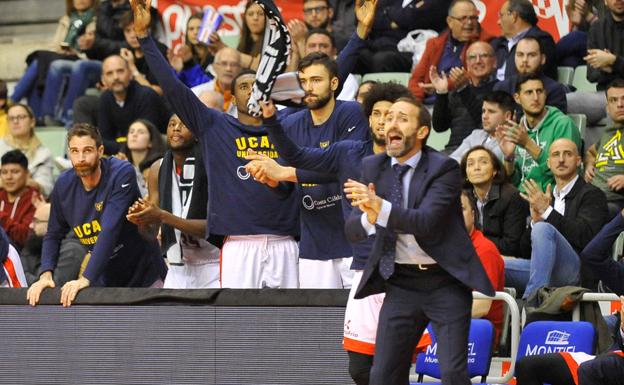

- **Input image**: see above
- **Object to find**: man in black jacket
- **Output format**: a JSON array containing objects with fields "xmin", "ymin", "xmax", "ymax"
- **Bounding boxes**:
[
  {"xmin": 504, "ymin": 138, "xmax": 609, "ymax": 300},
  {"xmin": 491, "ymin": 0, "xmax": 557, "ymax": 81}
]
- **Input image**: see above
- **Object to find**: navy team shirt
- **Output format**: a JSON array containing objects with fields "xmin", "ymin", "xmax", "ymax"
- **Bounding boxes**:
[
  {"xmin": 265, "ymin": 116, "xmax": 375, "ymax": 269},
  {"xmin": 140, "ymin": 35, "xmax": 298, "ymax": 238},
  {"xmin": 280, "ymin": 102, "xmax": 369, "ymax": 260},
  {"xmin": 40, "ymin": 157, "xmax": 167, "ymax": 287}
]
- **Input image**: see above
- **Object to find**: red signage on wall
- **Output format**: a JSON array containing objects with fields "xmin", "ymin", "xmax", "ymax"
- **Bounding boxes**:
[{"xmin": 153, "ymin": 0, "xmax": 569, "ymax": 49}]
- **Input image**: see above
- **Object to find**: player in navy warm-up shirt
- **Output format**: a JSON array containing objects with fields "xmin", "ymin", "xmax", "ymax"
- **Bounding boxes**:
[
  {"xmin": 281, "ymin": 52, "xmax": 369, "ymax": 288},
  {"xmin": 27, "ymin": 124, "xmax": 167, "ymax": 307},
  {"xmin": 246, "ymin": 82, "xmax": 412, "ymax": 385},
  {"xmin": 132, "ymin": 0, "xmax": 299, "ymax": 288}
]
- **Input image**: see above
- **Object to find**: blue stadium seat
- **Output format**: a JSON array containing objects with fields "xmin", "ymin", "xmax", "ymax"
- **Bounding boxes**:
[
  {"xmin": 516, "ymin": 321, "xmax": 595, "ymax": 362},
  {"xmin": 414, "ymin": 319, "xmax": 495, "ymax": 383}
]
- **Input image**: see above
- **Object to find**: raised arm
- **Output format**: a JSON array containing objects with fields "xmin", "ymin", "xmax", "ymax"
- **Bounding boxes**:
[{"xmin": 131, "ymin": 0, "xmax": 218, "ymax": 138}]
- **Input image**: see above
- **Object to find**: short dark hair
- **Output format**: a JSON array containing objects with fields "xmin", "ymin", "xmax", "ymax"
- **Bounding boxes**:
[
  {"xmin": 392, "ymin": 96, "xmax": 432, "ymax": 143},
  {"xmin": 67, "ymin": 123, "xmax": 103, "ymax": 148},
  {"xmin": 303, "ymin": 0, "xmax": 329, "ymax": 5},
  {"xmin": 482, "ymin": 90, "xmax": 515, "ymax": 113},
  {"xmin": 517, "ymin": 36, "xmax": 543, "ymax": 55},
  {"xmin": 515, "ymin": 72, "xmax": 544, "ymax": 93},
  {"xmin": 460, "ymin": 145, "xmax": 507, "ymax": 186},
  {"xmin": 460, "ymin": 188, "xmax": 478, "ymax": 222},
  {"xmin": 361, "ymin": 82, "xmax": 412, "ymax": 117},
  {"xmin": 305, "ymin": 28, "xmax": 336, "ymax": 49},
  {"xmin": 605, "ymin": 78, "xmax": 624, "ymax": 97},
  {"xmin": 230, "ymin": 69, "xmax": 257, "ymax": 95},
  {"xmin": 298, "ymin": 52, "xmax": 338, "ymax": 80},
  {"xmin": 0, "ymin": 79, "xmax": 7, "ymax": 100},
  {"xmin": 118, "ymin": 10, "xmax": 134, "ymax": 29},
  {"xmin": 1, "ymin": 149, "xmax": 28, "ymax": 170},
  {"xmin": 508, "ymin": 0, "xmax": 538, "ymax": 26}
]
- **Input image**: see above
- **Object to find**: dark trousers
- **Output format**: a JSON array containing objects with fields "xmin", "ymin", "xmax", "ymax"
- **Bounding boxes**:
[
  {"xmin": 516, "ymin": 353, "xmax": 575, "ymax": 385},
  {"xmin": 578, "ymin": 353, "xmax": 624, "ymax": 385},
  {"xmin": 348, "ymin": 351, "xmax": 373, "ymax": 385},
  {"xmin": 369, "ymin": 264, "xmax": 472, "ymax": 385}
]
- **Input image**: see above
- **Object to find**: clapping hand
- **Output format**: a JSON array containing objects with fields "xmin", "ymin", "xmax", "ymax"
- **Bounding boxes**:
[{"xmin": 344, "ymin": 179, "xmax": 382, "ymax": 224}]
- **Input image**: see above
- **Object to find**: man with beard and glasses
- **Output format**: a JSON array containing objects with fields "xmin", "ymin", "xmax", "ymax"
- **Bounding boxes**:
[
  {"xmin": 342, "ymin": 96, "xmax": 494, "ymax": 385},
  {"xmin": 497, "ymin": 74, "xmax": 580, "ymax": 192},
  {"xmin": 275, "ymin": 52, "xmax": 369, "ymax": 289},
  {"xmin": 127, "ymin": 114, "xmax": 222, "ymax": 288},
  {"xmin": 97, "ymin": 54, "xmax": 170, "ymax": 154},
  {"xmin": 19, "ymin": 201, "xmax": 85, "ymax": 286},
  {"xmin": 26, "ymin": 123, "xmax": 167, "ymax": 307},
  {"xmin": 244, "ymin": 81, "xmax": 412, "ymax": 384},
  {"xmin": 133, "ymin": 0, "xmax": 300, "ymax": 289}
]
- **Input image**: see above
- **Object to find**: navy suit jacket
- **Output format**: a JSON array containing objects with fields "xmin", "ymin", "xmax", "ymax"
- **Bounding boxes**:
[{"xmin": 345, "ymin": 146, "xmax": 495, "ymax": 299}]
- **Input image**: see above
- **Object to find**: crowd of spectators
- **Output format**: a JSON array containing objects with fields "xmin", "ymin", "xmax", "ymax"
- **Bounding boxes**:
[{"xmin": 3, "ymin": 0, "xmax": 624, "ymax": 382}]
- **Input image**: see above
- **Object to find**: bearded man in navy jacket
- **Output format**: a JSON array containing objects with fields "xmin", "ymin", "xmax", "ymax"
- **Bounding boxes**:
[{"xmin": 343, "ymin": 96, "xmax": 494, "ymax": 385}]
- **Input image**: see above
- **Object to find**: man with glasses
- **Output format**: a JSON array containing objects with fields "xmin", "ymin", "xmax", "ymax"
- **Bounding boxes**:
[
  {"xmin": 408, "ymin": 0, "xmax": 493, "ymax": 102},
  {"xmin": 191, "ymin": 47, "xmax": 242, "ymax": 116},
  {"xmin": 427, "ymin": 40, "xmax": 498, "ymax": 152},
  {"xmin": 491, "ymin": 0, "xmax": 556, "ymax": 81},
  {"xmin": 493, "ymin": 36, "xmax": 568, "ymax": 113}
]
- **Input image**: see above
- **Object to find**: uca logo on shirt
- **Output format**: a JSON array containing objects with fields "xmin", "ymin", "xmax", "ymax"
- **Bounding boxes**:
[
  {"xmin": 320, "ymin": 140, "xmax": 330, "ymax": 149},
  {"xmin": 95, "ymin": 201, "xmax": 104, "ymax": 212}
]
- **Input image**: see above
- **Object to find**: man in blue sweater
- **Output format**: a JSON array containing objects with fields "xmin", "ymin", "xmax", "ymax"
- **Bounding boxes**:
[
  {"xmin": 132, "ymin": 0, "xmax": 300, "ymax": 288},
  {"xmin": 26, "ymin": 124, "xmax": 167, "ymax": 307}
]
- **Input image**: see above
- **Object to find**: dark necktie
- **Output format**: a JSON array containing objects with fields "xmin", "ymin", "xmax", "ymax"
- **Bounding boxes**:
[{"xmin": 378, "ymin": 163, "xmax": 411, "ymax": 280}]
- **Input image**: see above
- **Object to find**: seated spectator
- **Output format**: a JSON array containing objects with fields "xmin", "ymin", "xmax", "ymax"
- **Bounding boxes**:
[
  {"xmin": 568, "ymin": 0, "xmax": 624, "ymax": 127},
  {"xmin": 191, "ymin": 47, "xmax": 242, "ymax": 115},
  {"xmin": 585, "ymin": 79, "xmax": 624, "ymax": 218},
  {"xmin": 504, "ymin": 138, "xmax": 608, "ymax": 300},
  {"xmin": 493, "ymin": 36, "xmax": 568, "ymax": 113},
  {"xmin": 9, "ymin": 0, "xmax": 97, "ymax": 120},
  {"xmin": 556, "ymin": 0, "xmax": 603, "ymax": 68},
  {"xmin": 461, "ymin": 146, "xmax": 528, "ymax": 257},
  {"xmin": 118, "ymin": 11, "xmax": 167, "ymax": 96},
  {"xmin": 0, "ymin": 150, "xmax": 38, "ymax": 250},
  {"xmin": 491, "ymin": 0, "xmax": 557, "ymax": 81},
  {"xmin": 0, "ymin": 80, "xmax": 7, "ymax": 138},
  {"xmin": 232, "ymin": 0, "xmax": 265, "ymax": 70},
  {"xmin": 498, "ymin": 74, "xmax": 580, "ymax": 191},
  {"xmin": 97, "ymin": 54, "xmax": 170, "ymax": 154},
  {"xmin": 20, "ymin": 201, "xmax": 85, "ymax": 286},
  {"xmin": 409, "ymin": 0, "xmax": 492, "ymax": 102},
  {"xmin": 353, "ymin": 0, "xmax": 452, "ymax": 74},
  {"xmin": 116, "ymin": 119, "xmax": 166, "ymax": 196},
  {"xmin": 198, "ymin": 90, "xmax": 224, "ymax": 111},
  {"xmin": 167, "ymin": 12, "xmax": 214, "ymax": 88},
  {"xmin": 0, "ymin": 226, "xmax": 27, "ymax": 288},
  {"xmin": 451, "ymin": 90, "xmax": 514, "ymax": 162},
  {"xmin": 0, "ymin": 104, "xmax": 54, "ymax": 196},
  {"xmin": 39, "ymin": 21, "xmax": 101, "ymax": 127},
  {"xmin": 430, "ymin": 40, "xmax": 498, "ymax": 152},
  {"xmin": 460, "ymin": 189, "xmax": 505, "ymax": 346},
  {"xmin": 355, "ymin": 80, "xmax": 376, "ymax": 104}
]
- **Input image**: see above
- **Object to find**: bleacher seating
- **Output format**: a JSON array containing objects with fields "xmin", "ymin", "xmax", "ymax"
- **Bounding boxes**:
[
  {"xmin": 572, "ymin": 66, "xmax": 597, "ymax": 92},
  {"xmin": 414, "ymin": 319, "xmax": 495, "ymax": 384},
  {"xmin": 362, "ymin": 72, "xmax": 411, "ymax": 86},
  {"xmin": 557, "ymin": 66, "xmax": 574, "ymax": 87},
  {"xmin": 516, "ymin": 321, "xmax": 595, "ymax": 362}
]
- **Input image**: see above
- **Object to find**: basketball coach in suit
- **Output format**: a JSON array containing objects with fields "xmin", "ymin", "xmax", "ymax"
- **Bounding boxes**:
[{"xmin": 344, "ymin": 96, "xmax": 495, "ymax": 385}]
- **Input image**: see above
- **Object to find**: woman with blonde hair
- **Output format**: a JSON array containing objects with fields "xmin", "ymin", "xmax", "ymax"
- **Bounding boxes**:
[{"xmin": 0, "ymin": 104, "xmax": 54, "ymax": 196}]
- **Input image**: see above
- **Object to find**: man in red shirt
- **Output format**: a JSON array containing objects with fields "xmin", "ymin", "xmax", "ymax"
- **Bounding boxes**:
[
  {"xmin": 0, "ymin": 149, "xmax": 38, "ymax": 249},
  {"xmin": 461, "ymin": 189, "xmax": 505, "ymax": 345}
]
